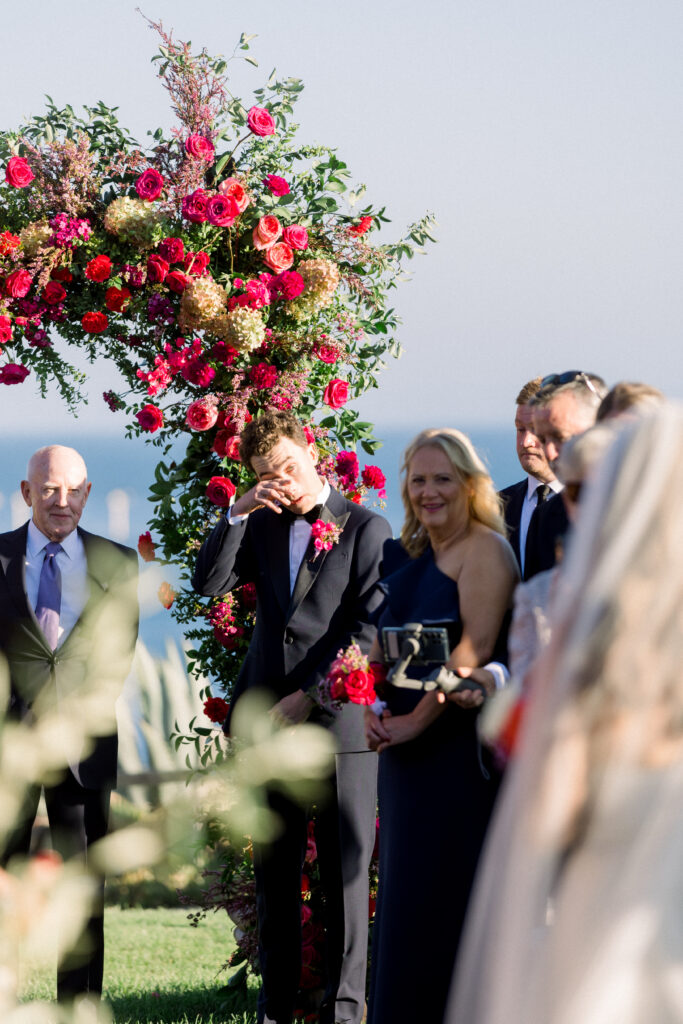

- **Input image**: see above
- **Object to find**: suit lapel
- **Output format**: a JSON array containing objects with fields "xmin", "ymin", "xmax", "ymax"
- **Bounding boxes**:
[
  {"xmin": 287, "ymin": 491, "xmax": 351, "ymax": 620},
  {"xmin": 266, "ymin": 513, "xmax": 293, "ymax": 616}
]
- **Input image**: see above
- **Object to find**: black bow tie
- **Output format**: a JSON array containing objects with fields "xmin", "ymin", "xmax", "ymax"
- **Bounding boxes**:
[{"xmin": 280, "ymin": 503, "xmax": 323, "ymax": 525}]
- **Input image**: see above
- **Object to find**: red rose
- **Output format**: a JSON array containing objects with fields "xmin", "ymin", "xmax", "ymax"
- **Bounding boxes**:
[
  {"xmin": 51, "ymin": 267, "xmax": 73, "ymax": 283},
  {"xmin": 105, "ymin": 286, "xmax": 131, "ymax": 313},
  {"xmin": 263, "ymin": 242, "xmax": 294, "ymax": 273},
  {"xmin": 181, "ymin": 189, "xmax": 209, "ymax": 223},
  {"xmin": 184, "ymin": 251, "xmax": 210, "ymax": 276},
  {"xmin": 186, "ymin": 397, "xmax": 219, "ymax": 431},
  {"xmin": 239, "ymin": 582, "xmax": 257, "ymax": 610},
  {"xmin": 158, "ymin": 237, "xmax": 185, "ymax": 263},
  {"xmin": 344, "ymin": 669, "xmax": 377, "ymax": 706},
  {"xmin": 0, "ymin": 316, "xmax": 12, "ymax": 343},
  {"xmin": 206, "ymin": 475, "xmax": 236, "ymax": 507},
  {"xmin": 224, "ymin": 435, "xmax": 241, "ymax": 461},
  {"xmin": 252, "ymin": 215, "xmax": 282, "ymax": 251},
  {"xmin": 0, "ymin": 231, "xmax": 20, "ymax": 255},
  {"xmin": 203, "ymin": 696, "xmax": 229, "ymax": 723},
  {"xmin": 0, "ymin": 362, "xmax": 30, "ymax": 384},
  {"xmin": 146, "ymin": 254, "xmax": 170, "ymax": 284},
  {"xmin": 349, "ymin": 216, "xmax": 374, "ymax": 236},
  {"xmin": 212, "ymin": 427, "xmax": 235, "ymax": 457},
  {"xmin": 323, "ymin": 379, "xmax": 349, "ymax": 409},
  {"xmin": 166, "ymin": 270, "xmax": 189, "ymax": 293},
  {"xmin": 361, "ymin": 465, "xmax": 386, "ymax": 490},
  {"xmin": 185, "ymin": 134, "xmax": 215, "ymax": 161},
  {"xmin": 137, "ymin": 531, "xmax": 156, "ymax": 562},
  {"xmin": 249, "ymin": 362, "xmax": 278, "ymax": 389},
  {"xmin": 336, "ymin": 451, "xmax": 359, "ymax": 483},
  {"xmin": 5, "ymin": 156, "xmax": 34, "ymax": 188},
  {"xmin": 158, "ymin": 582, "xmax": 175, "ymax": 609},
  {"xmin": 81, "ymin": 311, "xmax": 109, "ymax": 334},
  {"xmin": 314, "ymin": 343, "xmax": 339, "ymax": 364},
  {"xmin": 136, "ymin": 403, "xmax": 164, "ymax": 432},
  {"xmin": 85, "ymin": 255, "xmax": 112, "ymax": 282},
  {"xmin": 206, "ymin": 193, "xmax": 239, "ymax": 227},
  {"xmin": 41, "ymin": 281, "xmax": 66, "ymax": 306},
  {"xmin": 263, "ymin": 174, "xmax": 290, "ymax": 196},
  {"xmin": 218, "ymin": 177, "xmax": 250, "ymax": 213},
  {"xmin": 247, "ymin": 106, "xmax": 276, "ymax": 137},
  {"xmin": 5, "ymin": 269, "xmax": 32, "ymax": 298},
  {"xmin": 135, "ymin": 167, "xmax": 164, "ymax": 201},
  {"xmin": 282, "ymin": 225, "xmax": 308, "ymax": 251}
]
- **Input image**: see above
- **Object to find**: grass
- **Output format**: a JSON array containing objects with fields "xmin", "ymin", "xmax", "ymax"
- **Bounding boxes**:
[{"xmin": 19, "ymin": 906, "xmax": 260, "ymax": 1024}]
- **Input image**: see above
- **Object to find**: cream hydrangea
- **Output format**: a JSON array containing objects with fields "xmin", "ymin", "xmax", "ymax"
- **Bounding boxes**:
[
  {"xmin": 103, "ymin": 196, "xmax": 163, "ymax": 249},
  {"xmin": 178, "ymin": 276, "xmax": 229, "ymax": 332},
  {"xmin": 209, "ymin": 307, "xmax": 266, "ymax": 353},
  {"xmin": 287, "ymin": 258, "xmax": 340, "ymax": 320},
  {"xmin": 18, "ymin": 221, "xmax": 51, "ymax": 257}
]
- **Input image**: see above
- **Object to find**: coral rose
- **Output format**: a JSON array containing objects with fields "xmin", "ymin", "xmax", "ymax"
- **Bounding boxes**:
[
  {"xmin": 282, "ymin": 225, "xmax": 308, "ymax": 251},
  {"xmin": 146, "ymin": 254, "xmax": 170, "ymax": 284},
  {"xmin": 185, "ymin": 134, "xmax": 215, "ymax": 161},
  {"xmin": 135, "ymin": 168, "xmax": 164, "ymax": 201},
  {"xmin": 263, "ymin": 242, "xmax": 294, "ymax": 273},
  {"xmin": 206, "ymin": 193, "xmax": 239, "ymax": 227},
  {"xmin": 136, "ymin": 403, "xmax": 164, "ymax": 432},
  {"xmin": 218, "ymin": 177, "xmax": 249, "ymax": 213},
  {"xmin": 186, "ymin": 397, "xmax": 219, "ymax": 431},
  {"xmin": 247, "ymin": 106, "xmax": 276, "ymax": 136},
  {"xmin": 206, "ymin": 476, "xmax": 236, "ymax": 507},
  {"xmin": 252, "ymin": 215, "xmax": 282, "ymax": 251},
  {"xmin": 41, "ymin": 281, "xmax": 66, "ymax": 306},
  {"xmin": 137, "ymin": 531, "xmax": 156, "ymax": 562},
  {"xmin": 81, "ymin": 311, "xmax": 109, "ymax": 334},
  {"xmin": 85, "ymin": 255, "xmax": 112, "ymax": 282},
  {"xmin": 5, "ymin": 269, "xmax": 33, "ymax": 298},
  {"xmin": 105, "ymin": 286, "xmax": 131, "ymax": 313},
  {"xmin": 323, "ymin": 379, "xmax": 349, "ymax": 409},
  {"xmin": 263, "ymin": 174, "xmax": 290, "ymax": 196},
  {"xmin": 158, "ymin": 582, "xmax": 175, "ymax": 609},
  {"xmin": 5, "ymin": 156, "xmax": 34, "ymax": 188},
  {"xmin": 0, "ymin": 362, "xmax": 30, "ymax": 385}
]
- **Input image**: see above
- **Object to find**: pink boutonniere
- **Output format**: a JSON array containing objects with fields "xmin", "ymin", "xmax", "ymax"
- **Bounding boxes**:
[{"xmin": 309, "ymin": 519, "xmax": 342, "ymax": 559}]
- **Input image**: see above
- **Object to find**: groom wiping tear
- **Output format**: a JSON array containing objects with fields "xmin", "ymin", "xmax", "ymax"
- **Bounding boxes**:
[{"xmin": 193, "ymin": 411, "xmax": 391, "ymax": 1024}]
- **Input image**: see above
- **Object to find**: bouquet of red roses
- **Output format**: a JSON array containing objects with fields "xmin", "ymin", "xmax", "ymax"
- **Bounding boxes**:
[{"xmin": 322, "ymin": 643, "xmax": 386, "ymax": 707}]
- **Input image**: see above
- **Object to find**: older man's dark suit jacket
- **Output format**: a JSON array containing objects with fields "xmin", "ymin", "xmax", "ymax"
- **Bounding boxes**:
[
  {"xmin": 0, "ymin": 523, "xmax": 139, "ymax": 788},
  {"xmin": 193, "ymin": 487, "xmax": 391, "ymax": 1024},
  {"xmin": 499, "ymin": 479, "xmax": 528, "ymax": 575},
  {"xmin": 524, "ymin": 493, "xmax": 570, "ymax": 580}
]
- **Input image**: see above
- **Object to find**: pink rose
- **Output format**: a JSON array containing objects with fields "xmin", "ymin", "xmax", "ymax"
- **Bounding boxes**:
[
  {"xmin": 224, "ymin": 435, "xmax": 241, "ymax": 461},
  {"xmin": 81, "ymin": 311, "xmax": 109, "ymax": 334},
  {"xmin": 252, "ymin": 215, "xmax": 282, "ymax": 251},
  {"xmin": 41, "ymin": 281, "xmax": 66, "ymax": 306},
  {"xmin": 264, "ymin": 174, "xmax": 290, "ymax": 196},
  {"xmin": 323, "ymin": 379, "xmax": 349, "ymax": 409},
  {"xmin": 158, "ymin": 237, "xmax": 185, "ymax": 263},
  {"xmin": 282, "ymin": 225, "xmax": 308, "ymax": 251},
  {"xmin": 314, "ymin": 342, "xmax": 340, "ymax": 364},
  {"xmin": 206, "ymin": 193, "xmax": 239, "ymax": 227},
  {"xmin": 5, "ymin": 269, "xmax": 33, "ymax": 298},
  {"xmin": 166, "ymin": 270, "xmax": 190, "ymax": 293},
  {"xmin": 362, "ymin": 465, "xmax": 386, "ymax": 490},
  {"xmin": 206, "ymin": 476, "xmax": 236, "ymax": 507},
  {"xmin": 247, "ymin": 106, "xmax": 276, "ymax": 137},
  {"xmin": 0, "ymin": 316, "xmax": 12, "ymax": 343},
  {"xmin": 181, "ymin": 189, "xmax": 209, "ymax": 223},
  {"xmin": 135, "ymin": 168, "xmax": 164, "ymax": 201},
  {"xmin": 185, "ymin": 134, "xmax": 215, "ymax": 161},
  {"xmin": 146, "ymin": 254, "xmax": 170, "ymax": 284},
  {"xmin": 0, "ymin": 362, "xmax": 30, "ymax": 384},
  {"xmin": 344, "ymin": 669, "xmax": 377, "ymax": 706},
  {"xmin": 5, "ymin": 156, "xmax": 34, "ymax": 188},
  {"xmin": 186, "ymin": 397, "xmax": 219, "ymax": 431},
  {"xmin": 263, "ymin": 242, "xmax": 294, "ymax": 273},
  {"xmin": 136, "ymin": 403, "xmax": 164, "ymax": 433},
  {"xmin": 218, "ymin": 177, "xmax": 249, "ymax": 213},
  {"xmin": 275, "ymin": 271, "xmax": 305, "ymax": 300}
]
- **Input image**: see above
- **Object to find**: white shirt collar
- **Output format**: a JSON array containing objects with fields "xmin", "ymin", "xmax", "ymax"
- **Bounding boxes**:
[
  {"xmin": 525, "ymin": 475, "xmax": 563, "ymax": 501},
  {"xmin": 316, "ymin": 480, "xmax": 331, "ymax": 507},
  {"xmin": 27, "ymin": 519, "xmax": 80, "ymax": 559}
]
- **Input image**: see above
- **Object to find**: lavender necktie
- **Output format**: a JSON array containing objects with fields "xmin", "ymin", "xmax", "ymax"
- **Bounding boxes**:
[{"xmin": 35, "ymin": 542, "xmax": 63, "ymax": 649}]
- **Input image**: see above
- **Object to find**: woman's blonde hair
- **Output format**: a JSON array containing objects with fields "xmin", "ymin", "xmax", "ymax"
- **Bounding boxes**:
[{"xmin": 399, "ymin": 428, "xmax": 506, "ymax": 557}]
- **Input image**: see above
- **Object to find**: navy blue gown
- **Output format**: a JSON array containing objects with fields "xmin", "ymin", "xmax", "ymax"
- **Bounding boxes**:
[{"xmin": 367, "ymin": 544, "xmax": 501, "ymax": 1024}]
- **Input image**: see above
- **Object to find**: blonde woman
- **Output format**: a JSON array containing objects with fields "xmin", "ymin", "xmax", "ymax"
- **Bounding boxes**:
[{"xmin": 365, "ymin": 428, "xmax": 518, "ymax": 1024}]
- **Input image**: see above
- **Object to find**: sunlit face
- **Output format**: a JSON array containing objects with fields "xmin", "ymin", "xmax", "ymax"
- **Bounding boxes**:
[
  {"xmin": 533, "ymin": 392, "xmax": 594, "ymax": 467},
  {"xmin": 407, "ymin": 444, "xmax": 470, "ymax": 536},
  {"xmin": 21, "ymin": 447, "xmax": 91, "ymax": 542},
  {"xmin": 515, "ymin": 403, "xmax": 554, "ymax": 482},
  {"xmin": 251, "ymin": 436, "xmax": 322, "ymax": 514}
]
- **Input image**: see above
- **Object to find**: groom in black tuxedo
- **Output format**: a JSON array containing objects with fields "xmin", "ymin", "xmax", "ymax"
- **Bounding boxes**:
[
  {"xmin": 0, "ymin": 444, "xmax": 138, "ymax": 1000},
  {"xmin": 193, "ymin": 411, "xmax": 391, "ymax": 1024}
]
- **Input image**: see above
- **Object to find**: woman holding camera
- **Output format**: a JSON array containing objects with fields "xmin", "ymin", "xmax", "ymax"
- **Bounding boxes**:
[{"xmin": 365, "ymin": 428, "xmax": 518, "ymax": 1024}]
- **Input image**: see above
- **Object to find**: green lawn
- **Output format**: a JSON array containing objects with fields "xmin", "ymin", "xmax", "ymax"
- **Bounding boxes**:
[{"xmin": 20, "ymin": 906, "xmax": 260, "ymax": 1024}]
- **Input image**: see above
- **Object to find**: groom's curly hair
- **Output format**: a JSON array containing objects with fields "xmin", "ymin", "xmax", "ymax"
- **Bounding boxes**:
[{"xmin": 239, "ymin": 410, "xmax": 309, "ymax": 465}]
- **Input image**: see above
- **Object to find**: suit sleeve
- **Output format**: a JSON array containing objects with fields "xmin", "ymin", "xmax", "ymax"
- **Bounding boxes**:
[{"xmin": 192, "ymin": 514, "xmax": 253, "ymax": 596}]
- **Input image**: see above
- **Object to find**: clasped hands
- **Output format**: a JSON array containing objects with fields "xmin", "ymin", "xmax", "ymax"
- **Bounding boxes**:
[{"xmin": 232, "ymin": 476, "xmax": 300, "ymax": 517}]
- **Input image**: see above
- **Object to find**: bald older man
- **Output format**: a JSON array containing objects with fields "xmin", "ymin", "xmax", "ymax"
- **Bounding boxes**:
[{"xmin": 0, "ymin": 445, "xmax": 138, "ymax": 1001}]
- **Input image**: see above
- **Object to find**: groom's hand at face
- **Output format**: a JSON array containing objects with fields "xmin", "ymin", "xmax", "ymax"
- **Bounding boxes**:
[{"xmin": 232, "ymin": 476, "xmax": 295, "ymax": 516}]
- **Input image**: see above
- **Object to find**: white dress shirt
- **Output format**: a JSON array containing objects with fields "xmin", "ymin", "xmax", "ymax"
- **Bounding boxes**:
[
  {"xmin": 227, "ymin": 480, "xmax": 331, "ymax": 593},
  {"xmin": 519, "ymin": 475, "xmax": 563, "ymax": 577},
  {"xmin": 25, "ymin": 520, "xmax": 89, "ymax": 647}
]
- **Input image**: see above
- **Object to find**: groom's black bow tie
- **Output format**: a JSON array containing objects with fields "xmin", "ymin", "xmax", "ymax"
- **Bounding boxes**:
[{"xmin": 280, "ymin": 503, "xmax": 323, "ymax": 525}]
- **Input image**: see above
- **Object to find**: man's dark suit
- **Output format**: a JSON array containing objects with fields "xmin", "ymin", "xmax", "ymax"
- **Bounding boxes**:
[
  {"xmin": 0, "ymin": 522, "xmax": 138, "ymax": 997},
  {"xmin": 499, "ymin": 479, "xmax": 528, "ymax": 574},
  {"xmin": 500, "ymin": 480, "xmax": 569, "ymax": 581},
  {"xmin": 193, "ymin": 488, "xmax": 391, "ymax": 1024}
]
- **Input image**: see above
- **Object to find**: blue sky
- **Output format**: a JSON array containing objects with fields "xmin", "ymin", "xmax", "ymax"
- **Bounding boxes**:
[{"xmin": 2, "ymin": 0, "xmax": 682, "ymax": 437}]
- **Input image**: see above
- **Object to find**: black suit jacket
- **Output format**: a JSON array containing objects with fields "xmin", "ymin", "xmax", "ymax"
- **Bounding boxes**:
[
  {"xmin": 499, "ymin": 479, "xmax": 528, "ymax": 572},
  {"xmin": 524, "ymin": 492, "xmax": 570, "ymax": 580},
  {"xmin": 0, "ymin": 524, "xmax": 139, "ymax": 788},
  {"xmin": 192, "ymin": 488, "xmax": 392, "ymax": 752}
]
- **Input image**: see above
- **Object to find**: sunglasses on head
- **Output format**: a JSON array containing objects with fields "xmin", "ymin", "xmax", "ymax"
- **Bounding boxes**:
[{"xmin": 539, "ymin": 371, "xmax": 601, "ymax": 399}]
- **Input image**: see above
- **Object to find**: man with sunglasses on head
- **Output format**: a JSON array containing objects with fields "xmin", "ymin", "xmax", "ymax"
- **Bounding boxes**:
[{"xmin": 525, "ymin": 371, "xmax": 607, "ymax": 578}]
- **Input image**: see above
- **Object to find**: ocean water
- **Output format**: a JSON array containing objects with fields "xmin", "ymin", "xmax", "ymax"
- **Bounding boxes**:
[{"xmin": 1, "ymin": 425, "xmax": 518, "ymax": 654}]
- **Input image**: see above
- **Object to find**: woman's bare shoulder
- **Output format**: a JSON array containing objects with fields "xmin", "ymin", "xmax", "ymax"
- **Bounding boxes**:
[{"xmin": 467, "ymin": 524, "xmax": 520, "ymax": 578}]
